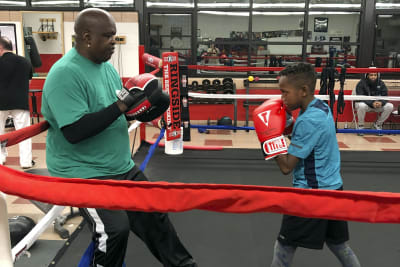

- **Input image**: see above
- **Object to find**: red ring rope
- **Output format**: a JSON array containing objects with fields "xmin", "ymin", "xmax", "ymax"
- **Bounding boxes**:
[{"xmin": 1, "ymin": 164, "xmax": 400, "ymax": 223}]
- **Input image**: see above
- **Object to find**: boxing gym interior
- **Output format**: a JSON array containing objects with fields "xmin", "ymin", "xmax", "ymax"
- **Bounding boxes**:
[{"xmin": 1, "ymin": 1, "xmax": 400, "ymax": 266}]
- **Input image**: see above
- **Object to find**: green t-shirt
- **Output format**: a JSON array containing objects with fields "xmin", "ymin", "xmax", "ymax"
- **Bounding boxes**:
[{"xmin": 41, "ymin": 48, "xmax": 134, "ymax": 178}]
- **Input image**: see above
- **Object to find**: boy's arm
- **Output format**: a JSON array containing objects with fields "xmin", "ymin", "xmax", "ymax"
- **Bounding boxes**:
[{"xmin": 274, "ymin": 153, "xmax": 299, "ymax": 175}]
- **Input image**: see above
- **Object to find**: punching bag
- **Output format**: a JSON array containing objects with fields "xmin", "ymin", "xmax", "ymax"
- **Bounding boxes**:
[
  {"xmin": 23, "ymin": 27, "xmax": 42, "ymax": 68},
  {"xmin": 9, "ymin": 215, "xmax": 36, "ymax": 247}
]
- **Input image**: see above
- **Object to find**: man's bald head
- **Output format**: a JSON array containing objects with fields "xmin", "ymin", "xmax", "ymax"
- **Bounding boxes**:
[
  {"xmin": 73, "ymin": 8, "xmax": 116, "ymax": 64},
  {"xmin": 0, "ymin": 36, "xmax": 13, "ymax": 56},
  {"xmin": 0, "ymin": 37, "xmax": 12, "ymax": 50},
  {"xmin": 74, "ymin": 8, "xmax": 115, "ymax": 43}
]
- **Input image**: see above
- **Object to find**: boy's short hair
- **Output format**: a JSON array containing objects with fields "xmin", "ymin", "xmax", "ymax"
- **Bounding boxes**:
[
  {"xmin": 279, "ymin": 62, "xmax": 317, "ymax": 93},
  {"xmin": 0, "ymin": 37, "xmax": 13, "ymax": 51}
]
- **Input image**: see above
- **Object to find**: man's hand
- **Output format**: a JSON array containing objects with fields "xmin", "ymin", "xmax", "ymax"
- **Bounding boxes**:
[
  {"xmin": 373, "ymin": 101, "xmax": 382, "ymax": 109},
  {"xmin": 117, "ymin": 73, "xmax": 164, "ymax": 120}
]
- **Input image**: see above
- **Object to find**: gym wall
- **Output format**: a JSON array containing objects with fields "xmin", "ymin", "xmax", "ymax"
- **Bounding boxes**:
[
  {"xmin": 0, "ymin": 11, "xmax": 139, "ymax": 78},
  {"xmin": 63, "ymin": 11, "xmax": 139, "ymax": 78}
]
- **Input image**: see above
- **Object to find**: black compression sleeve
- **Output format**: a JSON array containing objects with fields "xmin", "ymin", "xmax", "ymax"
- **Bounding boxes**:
[{"xmin": 61, "ymin": 102, "xmax": 123, "ymax": 144}]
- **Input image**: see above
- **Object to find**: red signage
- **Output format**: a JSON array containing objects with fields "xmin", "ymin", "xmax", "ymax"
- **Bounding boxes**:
[{"xmin": 162, "ymin": 52, "xmax": 181, "ymax": 141}]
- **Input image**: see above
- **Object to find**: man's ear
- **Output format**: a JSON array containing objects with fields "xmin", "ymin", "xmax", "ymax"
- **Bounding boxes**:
[{"xmin": 82, "ymin": 31, "xmax": 91, "ymax": 44}]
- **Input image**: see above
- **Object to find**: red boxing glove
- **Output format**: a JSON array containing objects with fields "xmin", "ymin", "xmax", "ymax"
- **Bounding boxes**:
[
  {"xmin": 145, "ymin": 116, "xmax": 165, "ymax": 129},
  {"xmin": 253, "ymin": 99, "xmax": 288, "ymax": 160},
  {"xmin": 283, "ymin": 110, "xmax": 295, "ymax": 136},
  {"xmin": 142, "ymin": 53, "xmax": 163, "ymax": 69},
  {"xmin": 117, "ymin": 73, "xmax": 161, "ymax": 120}
]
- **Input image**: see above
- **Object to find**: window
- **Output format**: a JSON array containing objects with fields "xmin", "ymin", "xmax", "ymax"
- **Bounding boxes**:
[
  {"xmin": 31, "ymin": 0, "xmax": 79, "ymax": 7},
  {"xmin": 198, "ymin": 0, "xmax": 249, "ymax": 8},
  {"xmin": 375, "ymin": 14, "xmax": 400, "ymax": 68},
  {"xmin": 83, "ymin": 0, "xmax": 133, "ymax": 7},
  {"xmin": 309, "ymin": 0, "xmax": 361, "ymax": 9},
  {"xmin": 0, "ymin": 0, "xmax": 26, "ymax": 6},
  {"xmin": 376, "ymin": 0, "xmax": 400, "ymax": 9},
  {"xmin": 252, "ymin": 12, "xmax": 305, "ymax": 42},
  {"xmin": 246, "ymin": 45, "xmax": 303, "ymax": 75},
  {"xmin": 149, "ymin": 14, "xmax": 192, "ymax": 64},
  {"xmin": 144, "ymin": 0, "xmax": 373, "ymax": 72},
  {"xmin": 308, "ymin": 12, "xmax": 360, "ymax": 43},
  {"xmin": 197, "ymin": 11, "xmax": 249, "ymax": 66},
  {"xmin": 306, "ymin": 44, "xmax": 358, "ymax": 67},
  {"xmin": 253, "ymin": 0, "xmax": 305, "ymax": 9},
  {"xmin": 147, "ymin": 0, "xmax": 194, "ymax": 8},
  {"xmin": 198, "ymin": 11, "xmax": 249, "ymax": 43}
]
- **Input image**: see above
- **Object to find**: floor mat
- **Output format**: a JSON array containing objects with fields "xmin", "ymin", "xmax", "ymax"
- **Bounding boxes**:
[{"xmin": 14, "ymin": 239, "xmax": 65, "ymax": 267}]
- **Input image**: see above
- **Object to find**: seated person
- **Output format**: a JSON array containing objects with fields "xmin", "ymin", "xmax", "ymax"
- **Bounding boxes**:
[
  {"xmin": 206, "ymin": 44, "xmax": 220, "ymax": 65},
  {"xmin": 355, "ymin": 67, "xmax": 393, "ymax": 135}
]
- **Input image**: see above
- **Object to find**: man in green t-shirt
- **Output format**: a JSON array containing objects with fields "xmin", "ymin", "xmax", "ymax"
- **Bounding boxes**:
[{"xmin": 41, "ymin": 8, "xmax": 197, "ymax": 267}]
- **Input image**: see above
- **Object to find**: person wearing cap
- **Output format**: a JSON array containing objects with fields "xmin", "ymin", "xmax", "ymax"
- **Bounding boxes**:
[{"xmin": 354, "ymin": 67, "xmax": 393, "ymax": 136}]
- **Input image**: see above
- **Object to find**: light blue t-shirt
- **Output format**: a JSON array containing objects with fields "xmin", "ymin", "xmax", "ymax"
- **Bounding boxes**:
[{"xmin": 288, "ymin": 98, "xmax": 342, "ymax": 189}]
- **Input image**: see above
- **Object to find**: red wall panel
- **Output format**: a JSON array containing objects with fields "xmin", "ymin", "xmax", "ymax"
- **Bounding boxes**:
[{"xmin": 34, "ymin": 54, "xmax": 62, "ymax": 73}]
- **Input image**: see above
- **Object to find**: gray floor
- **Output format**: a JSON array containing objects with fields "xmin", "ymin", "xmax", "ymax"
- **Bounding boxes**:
[{"xmin": 14, "ymin": 239, "xmax": 65, "ymax": 267}]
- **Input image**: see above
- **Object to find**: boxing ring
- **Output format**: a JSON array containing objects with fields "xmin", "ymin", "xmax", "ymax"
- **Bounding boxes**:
[
  {"xmin": 0, "ymin": 116, "xmax": 400, "ymax": 266},
  {"xmin": 2, "ymin": 57, "xmax": 400, "ymax": 266},
  {"xmin": 45, "ymin": 144, "xmax": 400, "ymax": 266}
]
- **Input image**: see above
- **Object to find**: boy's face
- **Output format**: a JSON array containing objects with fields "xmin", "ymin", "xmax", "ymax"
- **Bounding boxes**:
[{"xmin": 279, "ymin": 75, "xmax": 305, "ymax": 111}]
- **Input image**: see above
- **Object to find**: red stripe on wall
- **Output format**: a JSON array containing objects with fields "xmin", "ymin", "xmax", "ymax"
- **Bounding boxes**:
[{"xmin": 34, "ymin": 54, "xmax": 62, "ymax": 73}]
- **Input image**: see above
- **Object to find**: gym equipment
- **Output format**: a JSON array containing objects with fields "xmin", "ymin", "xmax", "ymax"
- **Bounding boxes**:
[
  {"xmin": 202, "ymin": 79, "xmax": 211, "ymax": 92},
  {"xmin": 212, "ymin": 79, "xmax": 222, "ymax": 92},
  {"xmin": 217, "ymin": 116, "xmax": 233, "ymax": 126},
  {"xmin": 180, "ymin": 67, "xmax": 191, "ymax": 141},
  {"xmin": 191, "ymin": 81, "xmax": 199, "ymax": 91},
  {"xmin": 9, "ymin": 216, "xmax": 36, "ymax": 247},
  {"xmin": 222, "ymin": 78, "xmax": 234, "ymax": 94},
  {"xmin": 5, "ymin": 117, "xmax": 14, "ymax": 128},
  {"xmin": 25, "ymin": 168, "xmax": 81, "ymax": 239},
  {"xmin": 23, "ymin": 27, "xmax": 42, "ymax": 68}
]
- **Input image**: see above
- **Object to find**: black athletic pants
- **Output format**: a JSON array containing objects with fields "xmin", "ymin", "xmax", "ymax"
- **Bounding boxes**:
[{"xmin": 79, "ymin": 165, "xmax": 197, "ymax": 267}]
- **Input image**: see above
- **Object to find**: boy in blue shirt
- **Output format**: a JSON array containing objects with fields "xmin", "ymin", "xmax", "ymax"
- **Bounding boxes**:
[{"xmin": 258, "ymin": 63, "xmax": 361, "ymax": 267}]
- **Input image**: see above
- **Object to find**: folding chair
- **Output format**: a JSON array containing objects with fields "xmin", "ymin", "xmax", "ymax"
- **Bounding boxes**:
[
  {"xmin": 386, "ymin": 105, "xmax": 400, "ymax": 130},
  {"xmin": 350, "ymin": 88, "xmax": 360, "ymax": 129},
  {"xmin": 352, "ymin": 88, "xmax": 384, "ymax": 132}
]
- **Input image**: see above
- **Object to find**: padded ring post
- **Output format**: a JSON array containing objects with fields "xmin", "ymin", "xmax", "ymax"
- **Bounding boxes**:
[{"xmin": 0, "ymin": 192, "xmax": 13, "ymax": 267}]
